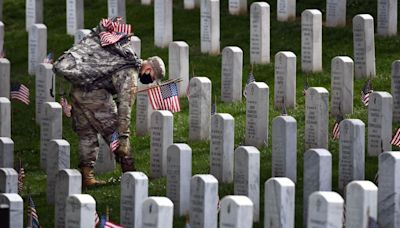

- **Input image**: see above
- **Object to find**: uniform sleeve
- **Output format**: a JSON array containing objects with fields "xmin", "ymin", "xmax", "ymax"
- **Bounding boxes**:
[{"xmin": 112, "ymin": 68, "xmax": 138, "ymax": 137}]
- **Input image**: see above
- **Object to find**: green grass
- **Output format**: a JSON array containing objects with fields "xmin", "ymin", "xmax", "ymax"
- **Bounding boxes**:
[{"xmin": 5, "ymin": 0, "xmax": 399, "ymax": 227}]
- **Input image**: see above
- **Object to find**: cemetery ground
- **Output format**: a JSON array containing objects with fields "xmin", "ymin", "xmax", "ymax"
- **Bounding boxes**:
[{"xmin": 5, "ymin": 0, "xmax": 399, "ymax": 226}]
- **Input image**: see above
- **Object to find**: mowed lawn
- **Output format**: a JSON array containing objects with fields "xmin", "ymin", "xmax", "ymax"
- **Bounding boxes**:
[{"xmin": 5, "ymin": 0, "xmax": 399, "ymax": 227}]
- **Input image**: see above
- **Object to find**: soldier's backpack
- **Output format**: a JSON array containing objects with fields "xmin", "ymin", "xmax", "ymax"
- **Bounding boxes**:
[{"xmin": 53, "ymin": 31, "xmax": 140, "ymax": 91}]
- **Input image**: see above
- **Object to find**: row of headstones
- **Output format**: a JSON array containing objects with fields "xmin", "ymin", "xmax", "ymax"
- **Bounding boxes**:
[{"xmin": 2, "ymin": 149, "xmax": 400, "ymax": 228}]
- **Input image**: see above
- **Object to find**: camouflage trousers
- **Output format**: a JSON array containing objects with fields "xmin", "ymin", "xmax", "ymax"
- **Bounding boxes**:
[{"xmin": 71, "ymin": 87, "xmax": 119, "ymax": 168}]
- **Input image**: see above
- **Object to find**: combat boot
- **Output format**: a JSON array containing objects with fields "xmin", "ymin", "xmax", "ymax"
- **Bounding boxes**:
[
  {"xmin": 80, "ymin": 166, "xmax": 107, "ymax": 187},
  {"xmin": 115, "ymin": 136, "xmax": 135, "ymax": 173},
  {"xmin": 118, "ymin": 156, "xmax": 135, "ymax": 173}
]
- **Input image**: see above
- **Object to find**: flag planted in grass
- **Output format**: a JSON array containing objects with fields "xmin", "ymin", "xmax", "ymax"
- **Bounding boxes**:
[
  {"xmin": 60, "ymin": 96, "xmax": 72, "ymax": 117},
  {"xmin": 109, "ymin": 132, "xmax": 120, "ymax": 153},
  {"xmin": 27, "ymin": 195, "xmax": 40, "ymax": 228},
  {"xmin": 148, "ymin": 82, "xmax": 181, "ymax": 113},
  {"xmin": 43, "ymin": 52, "xmax": 53, "ymax": 64},
  {"xmin": 10, "ymin": 83, "xmax": 30, "ymax": 105},
  {"xmin": 332, "ymin": 114, "xmax": 344, "ymax": 140},
  {"xmin": 17, "ymin": 162, "xmax": 25, "ymax": 194},
  {"xmin": 243, "ymin": 71, "xmax": 255, "ymax": 98},
  {"xmin": 391, "ymin": 128, "xmax": 400, "ymax": 147},
  {"xmin": 361, "ymin": 80, "xmax": 373, "ymax": 106}
]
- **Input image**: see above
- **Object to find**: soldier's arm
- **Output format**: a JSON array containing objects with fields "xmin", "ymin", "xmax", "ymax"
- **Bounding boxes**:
[{"xmin": 112, "ymin": 68, "xmax": 138, "ymax": 137}]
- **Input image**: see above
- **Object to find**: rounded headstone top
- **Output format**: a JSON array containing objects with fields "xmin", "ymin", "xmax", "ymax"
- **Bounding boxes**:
[
  {"xmin": 213, "ymin": 113, "xmax": 234, "ymax": 121},
  {"xmin": 190, "ymin": 77, "xmax": 211, "ymax": 84},
  {"xmin": 247, "ymin": 82, "xmax": 269, "ymax": 90},
  {"xmin": 45, "ymin": 101, "xmax": 62, "ymax": 109},
  {"xmin": 68, "ymin": 194, "xmax": 96, "ymax": 204},
  {"xmin": 332, "ymin": 56, "xmax": 354, "ymax": 63},
  {"xmin": 122, "ymin": 171, "xmax": 148, "ymax": 180},
  {"xmin": 370, "ymin": 91, "xmax": 393, "ymax": 99},
  {"xmin": 0, "ymin": 97, "xmax": 10, "ymax": 103},
  {"xmin": 305, "ymin": 148, "xmax": 331, "ymax": 157},
  {"xmin": 272, "ymin": 115, "xmax": 296, "ymax": 124},
  {"xmin": 235, "ymin": 146, "xmax": 260, "ymax": 155},
  {"xmin": 0, "ymin": 193, "xmax": 23, "ymax": 203},
  {"xmin": 307, "ymin": 87, "xmax": 329, "ymax": 95},
  {"xmin": 353, "ymin": 14, "xmax": 374, "ymax": 21},
  {"xmin": 31, "ymin": 23, "xmax": 47, "ymax": 29},
  {"xmin": 310, "ymin": 191, "xmax": 344, "ymax": 204},
  {"xmin": 58, "ymin": 169, "xmax": 81, "ymax": 177},
  {"xmin": 0, "ymin": 58, "xmax": 10, "ymax": 64},
  {"xmin": 38, "ymin": 62, "xmax": 54, "ymax": 70},
  {"xmin": 130, "ymin": 36, "xmax": 141, "ymax": 42},
  {"xmin": 265, "ymin": 177, "xmax": 295, "ymax": 187},
  {"xmin": 221, "ymin": 195, "xmax": 253, "ymax": 207},
  {"xmin": 302, "ymin": 9, "xmax": 322, "ymax": 16},
  {"xmin": 167, "ymin": 143, "xmax": 192, "ymax": 152},
  {"xmin": 152, "ymin": 110, "xmax": 173, "ymax": 117},
  {"xmin": 0, "ymin": 168, "xmax": 18, "ymax": 176},
  {"xmin": 144, "ymin": 196, "xmax": 173, "ymax": 207},
  {"xmin": 192, "ymin": 174, "xmax": 218, "ymax": 184},
  {"xmin": 276, "ymin": 51, "xmax": 296, "ymax": 58},
  {"xmin": 50, "ymin": 139, "xmax": 70, "ymax": 147},
  {"xmin": 222, "ymin": 46, "xmax": 243, "ymax": 54},
  {"xmin": 346, "ymin": 180, "xmax": 377, "ymax": 191},
  {"xmin": 379, "ymin": 151, "xmax": 400, "ymax": 160},
  {"xmin": 251, "ymin": 1, "xmax": 270, "ymax": 8},
  {"xmin": 169, "ymin": 41, "xmax": 189, "ymax": 48},
  {"xmin": 340, "ymin": 119, "xmax": 365, "ymax": 127},
  {"xmin": 0, "ymin": 137, "xmax": 13, "ymax": 144}
]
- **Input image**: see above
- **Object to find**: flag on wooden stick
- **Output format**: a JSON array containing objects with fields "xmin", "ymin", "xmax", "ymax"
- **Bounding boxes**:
[
  {"xmin": 27, "ymin": 195, "xmax": 40, "ymax": 228},
  {"xmin": 332, "ymin": 114, "xmax": 344, "ymax": 140},
  {"xmin": 361, "ymin": 79, "xmax": 373, "ymax": 106}
]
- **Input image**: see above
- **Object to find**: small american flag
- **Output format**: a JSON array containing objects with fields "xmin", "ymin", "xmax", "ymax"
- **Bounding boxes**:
[
  {"xmin": 361, "ymin": 80, "xmax": 373, "ymax": 106},
  {"xmin": 95, "ymin": 211, "xmax": 100, "ymax": 227},
  {"xmin": 17, "ymin": 163, "xmax": 25, "ymax": 194},
  {"xmin": 332, "ymin": 115, "xmax": 344, "ymax": 140},
  {"xmin": 10, "ymin": 83, "xmax": 30, "ymax": 105},
  {"xmin": 303, "ymin": 81, "xmax": 310, "ymax": 96},
  {"xmin": 43, "ymin": 53, "xmax": 53, "ymax": 64},
  {"xmin": 27, "ymin": 195, "xmax": 40, "ymax": 228},
  {"xmin": 99, "ymin": 17, "xmax": 132, "ymax": 46},
  {"xmin": 243, "ymin": 71, "xmax": 255, "ymax": 98},
  {"xmin": 109, "ymin": 132, "xmax": 120, "ymax": 153},
  {"xmin": 391, "ymin": 128, "xmax": 400, "ymax": 147},
  {"xmin": 60, "ymin": 96, "xmax": 72, "ymax": 118},
  {"xmin": 148, "ymin": 82, "xmax": 181, "ymax": 113},
  {"xmin": 99, "ymin": 214, "xmax": 124, "ymax": 228}
]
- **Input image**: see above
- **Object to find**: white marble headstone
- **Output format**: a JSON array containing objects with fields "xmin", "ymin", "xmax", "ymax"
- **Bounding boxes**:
[
  {"xmin": 94, "ymin": 134, "xmax": 116, "ymax": 174},
  {"xmin": 392, "ymin": 60, "xmax": 400, "ymax": 122},
  {"xmin": 142, "ymin": 197, "xmax": 174, "ymax": 228},
  {"xmin": 47, "ymin": 139, "xmax": 70, "ymax": 204},
  {"xmin": 65, "ymin": 194, "xmax": 96, "ymax": 228},
  {"xmin": 367, "ymin": 92, "xmax": 392, "ymax": 156},
  {"xmin": 150, "ymin": 110, "xmax": 173, "ymax": 178},
  {"xmin": 141, "ymin": 0, "xmax": 152, "ymax": 5},
  {"xmin": 234, "ymin": 146, "xmax": 260, "ymax": 222},
  {"xmin": 303, "ymin": 148, "xmax": 332, "ymax": 226},
  {"xmin": 228, "ymin": 0, "xmax": 247, "ymax": 15},
  {"xmin": 353, "ymin": 14, "xmax": 376, "ymax": 79},
  {"xmin": 0, "ymin": 97, "xmax": 11, "ymax": 137},
  {"xmin": 274, "ymin": 51, "xmax": 296, "ymax": 108},
  {"xmin": 200, "ymin": 0, "xmax": 220, "ymax": 55},
  {"xmin": 272, "ymin": 116, "xmax": 297, "ymax": 183},
  {"xmin": 0, "ymin": 168, "xmax": 17, "ymax": 193},
  {"xmin": 0, "ymin": 137, "xmax": 13, "ymax": 168},
  {"xmin": 277, "ymin": 0, "xmax": 296, "ymax": 21},
  {"xmin": 0, "ymin": 58, "xmax": 10, "ymax": 99},
  {"xmin": 120, "ymin": 172, "xmax": 148, "ymax": 228},
  {"xmin": 305, "ymin": 87, "xmax": 329, "ymax": 150},
  {"xmin": 338, "ymin": 119, "xmax": 365, "ymax": 191},
  {"xmin": 345, "ymin": 181, "xmax": 378, "ymax": 228},
  {"xmin": 378, "ymin": 152, "xmax": 400, "ymax": 227},
  {"xmin": 40, "ymin": 102, "xmax": 62, "ymax": 170},
  {"xmin": 189, "ymin": 77, "xmax": 211, "ymax": 141},
  {"xmin": 377, "ymin": 0, "xmax": 397, "ymax": 36},
  {"xmin": 74, "ymin": 29, "xmax": 91, "ymax": 44},
  {"xmin": 0, "ymin": 193, "xmax": 23, "ymax": 228},
  {"xmin": 210, "ymin": 114, "xmax": 234, "ymax": 183},
  {"xmin": 130, "ymin": 36, "xmax": 141, "ymax": 58},
  {"xmin": 219, "ymin": 195, "xmax": 253, "ymax": 228},
  {"xmin": 245, "ymin": 82, "xmax": 269, "ymax": 148},
  {"xmin": 221, "ymin": 46, "xmax": 243, "ymax": 102},
  {"xmin": 66, "ymin": 0, "xmax": 84, "ymax": 36},
  {"xmin": 35, "ymin": 63, "xmax": 55, "ymax": 125},
  {"xmin": 54, "ymin": 169, "xmax": 81, "ymax": 228},
  {"xmin": 307, "ymin": 191, "xmax": 344, "ymax": 228},
  {"xmin": 301, "ymin": 9, "xmax": 322, "ymax": 73},
  {"xmin": 28, "ymin": 23, "xmax": 47, "ymax": 75},
  {"xmin": 25, "ymin": 0, "xmax": 43, "ymax": 31},
  {"xmin": 189, "ymin": 174, "xmax": 218, "ymax": 228},
  {"xmin": 326, "ymin": 0, "xmax": 346, "ymax": 27},
  {"xmin": 136, "ymin": 83, "xmax": 153, "ymax": 136},
  {"xmin": 264, "ymin": 177, "xmax": 295, "ymax": 228},
  {"xmin": 331, "ymin": 56, "xmax": 354, "ymax": 116},
  {"xmin": 169, "ymin": 41, "xmax": 189, "ymax": 97},
  {"xmin": 154, "ymin": 0, "xmax": 172, "ymax": 48},
  {"xmin": 166, "ymin": 144, "xmax": 192, "ymax": 216},
  {"xmin": 108, "ymin": 0, "xmax": 126, "ymax": 21},
  {"xmin": 250, "ymin": 2, "xmax": 270, "ymax": 64}
]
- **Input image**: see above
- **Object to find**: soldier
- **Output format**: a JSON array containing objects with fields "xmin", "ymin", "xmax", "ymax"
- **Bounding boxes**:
[
  {"xmin": 54, "ymin": 17, "xmax": 166, "ymax": 187},
  {"xmin": 71, "ymin": 56, "xmax": 165, "ymax": 187}
]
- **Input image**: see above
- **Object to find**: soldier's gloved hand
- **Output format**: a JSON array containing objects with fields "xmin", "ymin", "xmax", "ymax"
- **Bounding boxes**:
[{"xmin": 115, "ymin": 136, "xmax": 130, "ymax": 158}]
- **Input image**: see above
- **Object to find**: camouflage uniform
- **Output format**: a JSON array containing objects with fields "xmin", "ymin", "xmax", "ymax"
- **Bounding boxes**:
[{"xmin": 71, "ymin": 67, "xmax": 137, "ymax": 168}]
